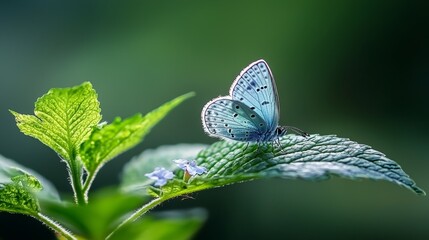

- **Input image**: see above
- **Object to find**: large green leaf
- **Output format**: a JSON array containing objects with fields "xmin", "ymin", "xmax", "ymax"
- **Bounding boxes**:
[
  {"xmin": 10, "ymin": 82, "xmax": 102, "ymax": 161},
  {"xmin": 109, "ymin": 208, "xmax": 207, "ymax": 240},
  {"xmin": 121, "ymin": 135, "xmax": 425, "ymax": 197},
  {"xmin": 79, "ymin": 93, "xmax": 194, "ymax": 175}
]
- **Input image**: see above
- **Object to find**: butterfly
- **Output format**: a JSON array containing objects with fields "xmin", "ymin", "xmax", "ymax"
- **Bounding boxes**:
[{"xmin": 201, "ymin": 59, "xmax": 307, "ymax": 144}]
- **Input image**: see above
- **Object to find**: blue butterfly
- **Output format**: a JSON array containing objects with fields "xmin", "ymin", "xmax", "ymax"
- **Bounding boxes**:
[{"xmin": 202, "ymin": 59, "xmax": 307, "ymax": 143}]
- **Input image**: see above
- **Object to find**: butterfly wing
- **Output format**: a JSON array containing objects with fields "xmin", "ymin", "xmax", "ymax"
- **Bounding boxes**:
[
  {"xmin": 229, "ymin": 60, "xmax": 280, "ymax": 133},
  {"xmin": 202, "ymin": 97, "xmax": 269, "ymax": 141}
]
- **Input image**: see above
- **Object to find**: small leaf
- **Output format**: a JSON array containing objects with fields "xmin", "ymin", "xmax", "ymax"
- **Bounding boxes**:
[
  {"xmin": 79, "ymin": 92, "xmax": 194, "ymax": 175},
  {"xmin": 109, "ymin": 208, "xmax": 207, "ymax": 240},
  {"xmin": 121, "ymin": 135, "xmax": 425, "ymax": 197},
  {"xmin": 0, "ymin": 155, "xmax": 59, "ymax": 202},
  {"xmin": 11, "ymin": 174, "xmax": 42, "ymax": 191},
  {"xmin": 0, "ymin": 183, "xmax": 40, "ymax": 214},
  {"xmin": 11, "ymin": 82, "xmax": 102, "ymax": 161},
  {"xmin": 121, "ymin": 144, "xmax": 207, "ymax": 192},
  {"xmin": 0, "ymin": 156, "xmax": 56, "ymax": 215},
  {"xmin": 41, "ymin": 188, "xmax": 145, "ymax": 240}
]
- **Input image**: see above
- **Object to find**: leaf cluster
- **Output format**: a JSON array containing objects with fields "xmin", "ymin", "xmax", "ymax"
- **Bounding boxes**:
[{"xmin": 0, "ymin": 82, "xmax": 424, "ymax": 239}]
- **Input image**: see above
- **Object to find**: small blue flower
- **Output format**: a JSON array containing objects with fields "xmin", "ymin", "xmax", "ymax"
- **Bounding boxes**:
[
  {"xmin": 173, "ymin": 159, "xmax": 207, "ymax": 176},
  {"xmin": 145, "ymin": 167, "xmax": 174, "ymax": 187}
]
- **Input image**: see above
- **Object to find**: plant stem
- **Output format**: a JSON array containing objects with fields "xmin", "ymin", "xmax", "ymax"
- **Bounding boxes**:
[
  {"xmin": 35, "ymin": 212, "xmax": 77, "ymax": 240},
  {"xmin": 82, "ymin": 168, "xmax": 98, "ymax": 199},
  {"xmin": 82, "ymin": 173, "xmax": 94, "ymax": 195},
  {"xmin": 68, "ymin": 155, "xmax": 86, "ymax": 205},
  {"xmin": 105, "ymin": 197, "xmax": 165, "ymax": 239}
]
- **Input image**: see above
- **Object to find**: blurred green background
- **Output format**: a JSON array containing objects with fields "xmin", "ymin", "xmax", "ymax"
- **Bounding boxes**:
[{"xmin": 1, "ymin": 0, "xmax": 428, "ymax": 239}]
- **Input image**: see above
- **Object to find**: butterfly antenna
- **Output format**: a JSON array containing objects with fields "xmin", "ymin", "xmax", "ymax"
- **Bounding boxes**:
[{"xmin": 285, "ymin": 126, "xmax": 309, "ymax": 137}]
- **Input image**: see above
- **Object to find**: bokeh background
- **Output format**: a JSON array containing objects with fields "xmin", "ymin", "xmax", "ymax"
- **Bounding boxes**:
[{"xmin": 1, "ymin": 0, "xmax": 428, "ymax": 239}]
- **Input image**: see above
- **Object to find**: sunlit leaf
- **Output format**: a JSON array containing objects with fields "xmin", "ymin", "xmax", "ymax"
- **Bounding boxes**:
[
  {"xmin": 10, "ymin": 82, "xmax": 101, "ymax": 162},
  {"xmin": 0, "ymin": 156, "xmax": 56, "ymax": 215},
  {"xmin": 80, "ymin": 93, "xmax": 194, "ymax": 175},
  {"xmin": 0, "ymin": 155, "xmax": 59, "ymax": 201}
]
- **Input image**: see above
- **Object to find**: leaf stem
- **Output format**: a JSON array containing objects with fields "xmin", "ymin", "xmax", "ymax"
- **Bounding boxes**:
[
  {"xmin": 82, "ymin": 170, "xmax": 97, "ymax": 197},
  {"xmin": 106, "ymin": 184, "xmax": 209, "ymax": 239},
  {"xmin": 105, "ymin": 196, "xmax": 166, "ymax": 239},
  {"xmin": 34, "ymin": 212, "xmax": 77, "ymax": 240},
  {"xmin": 68, "ymin": 155, "xmax": 86, "ymax": 205}
]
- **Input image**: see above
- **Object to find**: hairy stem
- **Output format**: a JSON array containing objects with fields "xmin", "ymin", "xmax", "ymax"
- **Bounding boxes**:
[
  {"xmin": 106, "ymin": 197, "xmax": 165, "ymax": 239},
  {"xmin": 82, "ymin": 170, "xmax": 97, "ymax": 198},
  {"xmin": 68, "ymin": 154, "xmax": 86, "ymax": 205},
  {"xmin": 35, "ymin": 212, "xmax": 77, "ymax": 240}
]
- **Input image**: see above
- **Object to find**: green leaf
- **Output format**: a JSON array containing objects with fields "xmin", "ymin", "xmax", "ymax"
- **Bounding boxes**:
[
  {"xmin": 109, "ymin": 208, "xmax": 207, "ymax": 240},
  {"xmin": 41, "ymin": 188, "xmax": 145, "ymax": 240},
  {"xmin": 79, "ymin": 92, "xmax": 195, "ymax": 176},
  {"xmin": 0, "ymin": 155, "xmax": 59, "ymax": 202},
  {"xmin": 0, "ymin": 155, "xmax": 54, "ymax": 215},
  {"xmin": 11, "ymin": 82, "xmax": 102, "ymax": 161},
  {"xmin": 120, "ymin": 135, "xmax": 425, "ymax": 197},
  {"xmin": 0, "ymin": 175, "xmax": 40, "ymax": 214},
  {"xmin": 121, "ymin": 144, "xmax": 207, "ymax": 192}
]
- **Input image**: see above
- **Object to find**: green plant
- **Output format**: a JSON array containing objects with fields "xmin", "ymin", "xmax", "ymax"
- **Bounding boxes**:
[{"xmin": 0, "ymin": 82, "xmax": 424, "ymax": 239}]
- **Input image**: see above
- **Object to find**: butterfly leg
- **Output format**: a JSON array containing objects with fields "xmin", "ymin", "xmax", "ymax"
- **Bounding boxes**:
[{"xmin": 272, "ymin": 135, "xmax": 291, "ymax": 154}]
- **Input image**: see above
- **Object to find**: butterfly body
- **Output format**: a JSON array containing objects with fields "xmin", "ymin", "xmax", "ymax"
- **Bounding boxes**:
[{"xmin": 202, "ymin": 59, "xmax": 306, "ymax": 143}]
